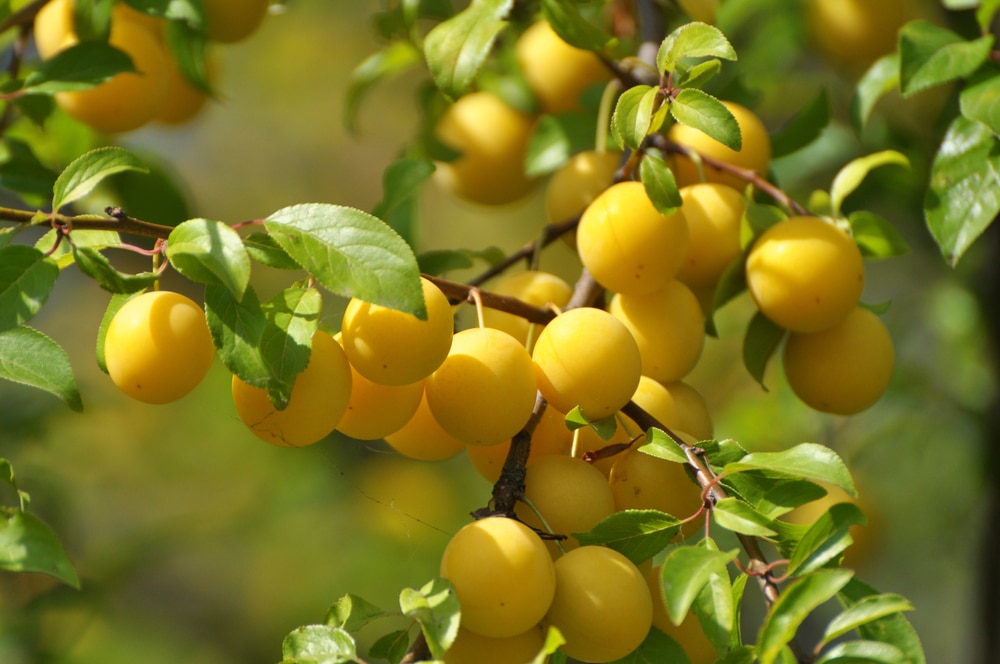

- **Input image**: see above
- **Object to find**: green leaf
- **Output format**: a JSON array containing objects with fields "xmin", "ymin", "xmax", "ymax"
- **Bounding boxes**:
[
  {"xmin": 242, "ymin": 232, "xmax": 300, "ymax": 270},
  {"xmin": 0, "ymin": 510, "xmax": 79, "ymax": 588},
  {"xmin": 368, "ymin": 629, "xmax": 411, "ymax": 664},
  {"xmin": 264, "ymin": 203, "xmax": 425, "ymax": 318},
  {"xmin": 717, "ymin": 646, "xmax": 756, "ymax": 664},
  {"xmin": 925, "ymin": 115, "xmax": 1000, "ymax": 266},
  {"xmin": 851, "ymin": 54, "xmax": 900, "ymax": 132},
  {"xmin": 787, "ymin": 502, "xmax": 866, "ymax": 576},
  {"xmin": 659, "ymin": 544, "xmax": 739, "ymax": 624},
  {"xmin": 639, "ymin": 427, "xmax": 689, "ymax": 464},
  {"xmin": 0, "ymin": 138, "xmax": 58, "ymax": 199},
  {"xmin": 820, "ymin": 594, "xmax": 914, "ymax": 648},
  {"xmin": 692, "ymin": 539, "xmax": 735, "ymax": 652},
  {"xmin": 541, "ymin": 0, "xmax": 616, "ymax": 52},
  {"xmin": 0, "ymin": 245, "xmax": 59, "ymax": 333},
  {"xmin": 36, "ymin": 227, "xmax": 122, "ymax": 269},
  {"xmin": 640, "ymin": 150, "xmax": 681, "ymax": 214},
  {"xmin": 814, "ymin": 640, "xmax": 907, "ymax": 664},
  {"xmin": 95, "ymin": 291, "xmax": 143, "ymax": 374},
  {"xmin": 371, "ymin": 158, "xmax": 435, "ymax": 233},
  {"xmin": 757, "ymin": 569, "xmax": 854, "ymax": 664},
  {"xmin": 770, "ymin": 89, "xmax": 829, "ymax": 159},
  {"xmin": 613, "ymin": 627, "xmax": 692, "ymax": 663},
  {"xmin": 741, "ymin": 310, "xmax": 785, "ymax": 390},
  {"xmin": 712, "ymin": 497, "xmax": 778, "ymax": 537},
  {"xmin": 418, "ymin": 246, "xmax": 504, "ymax": 275},
  {"xmin": 0, "ymin": 325, "xmax": 82, "ymax": 411},
  {"xmin": 525, "ymin": 112, "xmax": 600, "ymax": 177},
  {"xmin": 755, "ymin": 479, "xmax": 829, "ymax": 520},
  {"xmin": 52, "ymin": 146, "xmax": 148, "ymax": 212},
  {"xmin": 978, "ymin": 0, "xmax": 1000, "ymax": 32},
  {"xmin": 563, "ymin": 406, "xmax": 618, "ymax": 441},
  {"xmin": 723, "ymin": 443, "xmax": 856, "ymax": 497},
  {"xmin": 166, "ymin": 219, "xmax": 251, "ymax": 298},
  {"xmin": 574, "ymin": 509, "xmax": 683, "ymax": 565},
  {"xmin": 21, "ymin": 41, "xmax": 134, "ymax": 95},
  {"xmin": 838, "ymin": 579, "xmax": 926, "ymax": 664},
  {"xmin": 675, "ymin": 58, "xmax": 723, "ymax": 90},
  {"xmin": 399, "ymin": 578, "xmax": 461, "ymax": 660},
  {"xmin": 656, "ymin": 21, "xmax": 736, "ymax": 74},
  {"xmin": 830, "ymin": 150, "xmax": 909, "ymax": 219},
  {"xmin": 849, "ymin": 211, "xmax": 910, "ymax": 259},
  {"xmin": 423, "ymin": 0, "xmax": 513, "ymax": 100},
  {"xmin": 203, "ymin": 283, "xmax": 270, "ymax": 387},
  {"xmin": 611, "ymin": 84, "xmax": 658, "ymax": 151},
  {"xmin": 535, "ymin": 626, "xmax": 567, "ymax": 664},
  {"xmin": 259, "ymin": 287, "xmax": 323, "ymax": 408},
  {"xmin": 898, "ymin": 20, "xmax": 994, "ymax": 96},
  {"xmin": 345, "ymin": 42, "xmax": 422, "ymax": 133},
  {"xmin": 960, "ymin": 68, "xmax": 1000, "ymax": 137},
  {"xmin": 72, "ymin": 246, "xmax": 159, "ymax": 294},
  {"xmin": 670, "ymin": 89, "xmax": 741, "ymax": 152},
  {"xmin": 325, "ymin": 593, "xmax": 387, "ymax": 633},
  {"xmin": 280, "ymin": 624, "xmax": 357, "ymax": 664}
]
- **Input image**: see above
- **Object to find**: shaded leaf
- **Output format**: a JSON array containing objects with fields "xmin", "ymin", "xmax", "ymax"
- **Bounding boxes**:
[
  {"xmin": 692, "ymin": 539, "xmax": 735, "ymax": 651},
  {"xmin": 0, "ymin": 138, "xmax": 58, "ymax": 199},
  {"xmin": 541, "ymin": 0, "xmax": 616, "ymax": 52},
  {"xmin": 0, "ymin": 325, "xmax": 82, "ymax": 411},
  {"xmin": 368, "ymin": 629, "xmax": 411, "ymax": 664},
  {"xmin": 423, "ymin": 0, "xmax": 513, "ymax": 100},
  {"xmin": 243, "ymin": 232, "xmax": 300, "ymax": 270},
  {"xmin": 851, "ymin": 54, "xmax": 900, "ymax": 132},
  {"xmin": 166, "ymin": 218, "xmax": 251, "ymax": 298},
  {"xmin": 203, "ymin": 283, "xmax": 270, "ymax": 387},
  {"xmin": 612, "ymin": 626, "xmax": 691, "ymax": 663},
  {"xmin": 574, "ymin": 509, "xmax": 683, "ymax": 565},
  {"xmin": 838, "ymin": 579, "xmax": 926, "ymax": 664},
  {"xmin": 849, "ymin": 211, "xmax": 910, "ymax": 258},
  {"xmin": 259, "ymin": 287, "xmax": 323, "ymax": 408},
  {"xmin": 659, "ymin": 544, "xmax": 739, "ymax": 624},
  {"xmin": 830, "ymin": 151, "xmax": 909, "ymax": 218},
  {"xmin": 345, "ymin": 41, "xmax": 422, "ymax": 133},
  {"xmin": 21, "ymin": 41, "xmax": 134, "ymax": 95},
  {"xmin": 815, "ymin": 639, "xmax": 907, "ymax": 664},
  {"xmin": 757, "ymin": 569, "xmax": 854, "ymax": 664},
  {"xmin": 0, "ymin": 245, "xmax": 59, "ymax": 333},
  {"xmin": 0, "ymin": 510, "xmax": 79, "ymax": 588},
  {"xmin": 820, "ymin": 594, "xmax": 914, "ymax": 648},
  {"xmin": 72, "ymin": 246, "xmax": 158, "ymax": 294},
  {"xmin": 525, "ymin": 112, "xmax": 600, "ymax": 176},
  {"xmin": 898, "ymin": 20, "xmax": 993, "ymax": 96},
  {"xmin": 787, "ymin": 502, "xmax": 866, "ymax": 576},
  {"xmin": 771, "ymin": 89, "xmax": 829, "ymax": 159},
  {"xmin": 640, "ymin": 150, "xmax": 681, "ymax": 213},
  {"xmin": 742, "ymin": 310, "xmax": 785, "ymax": 390},
  {"xmin": 52, "ymin": 146, "xmax": 148, "ymax": 212},
  {"xmin": 325, "ymin": 593, "xmax": 387, "ymax": 632},
  {"xmin": 95, "ymin": 291, "xmax": 143, "ymax": 374},
  {"xmin": 611, "ymin": 84, "xmax": 658, "ymax": 151},
  {"xmin": 960, "ymin": 67, "xmax": 1000, "ymax": 137}
]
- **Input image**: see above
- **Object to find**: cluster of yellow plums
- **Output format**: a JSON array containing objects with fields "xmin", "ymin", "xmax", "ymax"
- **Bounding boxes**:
[{"xmin": 33, "ymin": 0, "xmax": 271, "ymax": 133}]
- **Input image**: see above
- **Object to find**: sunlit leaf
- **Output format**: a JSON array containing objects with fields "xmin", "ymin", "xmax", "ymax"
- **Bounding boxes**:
[
  {"xmin": 787, "ymin": 502, "xmax": 866, "ymax": 576},
  {"xmin": 71, "ymin": 246, "xmax": 159, "ymax": 294},
  {"xmin": 0, "ymin": 325, "xmax": 82, "ymax": 411},
  {"xmin": 166, "ymin": 218, "xmax": 251, "ymax": 298},
  {"xmin": 280, "ymin": 624, "xmax": 357, "ymax": 663},
  {"xmin": 423, "ymin": 0, "xmax": 512, "ymax": 100},
  {"xmin": 820, "ymin": 594, "xmax": 914, "ymax": 648},
  {"xmin": 640, "ymin": 150, "xmax": 681, "ymax": 214},
  {"xmin": 851, "ymin": 54, "xmax": 899, "ymax": 132},
  {"xmin": 830, "ymin": 151, "xmax": 909, "ymax": 218},
  {"xmin": 713, "ymin": 497, "xmax": 778, "ymax": 537},
  {"xmin": 670, "ymin": 89, "xmax": 741, "ymax": 152},
  {"xmin": 611, "ymin": 84, "xmax": 658, "ymax": 151},
  {"xmin": 0, "ymin": 510, "xmax": 79, "ymax": 588},
  {"xmin": 723, "ymin": 443, "xmax": 856, "ymax": 497},
  {"xmin": 757, "ymin": 569, "xmax": 854, "ymax": 664},
  {"xmin": 399, "ymin": 577, "xmax": 461, "ymax": 660},
  {"xmin": 656, "ymin": 21, "xmax": 736, "ymax": 74},
  {"xmin": 52, "ymin": 146, "xmax": 148, "ymax": 212},
  {"xmin": 659, "ymin": 544, "xmax": 739, "ymax": 624},
  {"xmin": 574, "ymin": 509, "xmax": 683, "ymax": 564}
]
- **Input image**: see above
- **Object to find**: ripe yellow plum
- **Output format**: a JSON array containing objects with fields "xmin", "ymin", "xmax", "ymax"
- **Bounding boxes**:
[
  {"xmin": 609, "ymin": 281, "xmax": 706, "ymax": 384},
  {"xmin": 782, "ymin": 481, "xmax": 881, "ymax": 568},
  {"xmin": 577, "ymin": 181, "xmax": 690, "ymax": 296},
  {"xmin": 482, "ymin": 270, "xmax": 572, "ymax": 346},
  {"xmin": 425, "ymin": 327, "xmax": 538, "ymax": 446},
  {"xmin": 782, "ymin": 306, "xmax": 894, "ymax": 415},
  {"xmin": 532, "ymin": 307, "xmax": 642, "ymax": 421},
  {"xmin": 440, "ymin": 517, "xmax": 556, "ymax": 639},
  {"xmin": 676, "ymin": 183, "xmax": 746, "ymax": 289},
  {"xmin": 609, "ymin": 450, "xmax": 706, "ymax": 536},
  {"xmin": 203, "ymin": 0, "xmax": 270, "ymax": 43},
  {"xmin": 104, "ymin": 290, "xmax": 215, "ymax": 404},
  {"xmin": 661, "ymin": 380, "xmax": 714, "ymax": 442},
  {"xmin": 444, "ymin": 626, "xmax": 546, "ymax": 664},
  {"xmin": 340, "ymin": 277, "xmax": 454, "ymax": 386},
  {"xmin": 334, "ymin": 342, "xmax": 424, "ymax": 440},
  {"xmin": 384, "ymin": 392, "xmax": 466, "ymax": 461},
  {"xmin": 572, "ymin": 418, "xmax": 636, "ymax": 476},
  {"xmin": 545, "ymin": 546, "xmax": 653, "ymax": 662},
  {"xmin": 806, "ymin": 0, "xmax": 913, "ymax": 71},
  {"xmin": 466, "ymin": 406, "xmax": 573, "ymax": 484},
  {"xmin": 231, "ymin": 330, "xmax": 352, "ymax": 447},
  {"xmin": 515, "ymin": 20, "xmax": 610, "ymax": 114},
  {"xmin": 545, "ymin": 150, "xmax": 622, "ymax": 225},
  {"xmin": 156, "ymin": 49, "xmax": 218, "ymax": 126},
  {"xmin": 433, "ymin": 91, "xmax": 537, "ymax": 206},
  {"xmin": 746, "ymin": 216, "xmax": 865, "ymax": 333},
  {"xmin": 515, "ymin": 455, "xmax": 616, "ymax": 553},
  {"xmin": 668, "ymin": 101, "xmax": 771, "ymax": 190}
]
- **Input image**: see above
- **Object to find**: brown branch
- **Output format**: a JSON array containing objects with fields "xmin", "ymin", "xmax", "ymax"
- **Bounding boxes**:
[
  {"xmin": 0, "ymin": 205, "xmax": 176, "ymax": 239},
  {"xmin": 421, "ymin": 273, "xmax": 557, "ymax": 325},
  {"xmin": 0, "ymin": 0, "xmax": 48, "ymax": 35}
]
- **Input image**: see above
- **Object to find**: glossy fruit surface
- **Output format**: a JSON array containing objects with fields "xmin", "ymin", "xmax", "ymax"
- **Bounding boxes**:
[
  {"xmin": 426, "ymin": 327, "xmax": 538, "ymax": 446},
  {"xmin": 465, "ymin": 406, "xmax": 572, "ymax": 483},
  {"xmin": 668, "ymin": 101, "xmax": 771, "ymax": 190},
  {"xmin": 231, "ymin": 330, "xmax": 352, "ymax": 447},
  {"xmin": 203, "ymin": 0, "xmax": 270, "ymax": 43},
  {"xmin": 482, "ymin": 270, "xmax": 572, "ymax": 346},
  {"xmin": 444, "ymin": 626, "xmax": 546, "ymax": 664},
  {"xmin": 746, "ymin": 216, "xmax": 865, "ymax": 333},
  {"xmin": 384, "ymin": 392, "xmax": 466, "ymax": 461},
  {"xmin": 105, "ymin": 290, "xmax": 215, "ymax": 404},
  {"xmin": 532, "ymin": 307, "xmax": 642, "ymax": 421},
  {"xmin": 782, "ymin": 306, "xmax": 894, "ymax": 415},
  {"xmin": 515, "ymin": 20, "xmax": 610, "ymax": 114},
  {"xmin": 577, "ymin": 181, "xmax": 690, "ymax": 296},
  {"xmin": 433, "ymin": 91, "xmax": 537, "ymax": 206},
  {"xmin": 544, "ymin": 546, "xmax": 653, "ymax": 662},
  {"xmin": 545, "ymin": 150, "xmax": 621, "ymax": 225},
  {"xmin": 341, "ymin": 277, "xmax": 454, "ymax": 386},
  {"xmin": 676, "ymin": 183, "xmax": 745, "ymax": 289},
  {"xmin": 806, "ymin": 0, "xmax": 910, "ymax": 71},
  {"xmin": 608, "ymin": 450, "xmax": 705, "ymax": 536},
  {"xmin": 609, "ymin": 281, "xmax": 706, "ymax": 384},
  {"xmin": 335, "ymin": 349, "xmax": 423, "ymax": 441},
  {"xmin": 440, "ymin": 517, "xmax": 556, "ymax": 639}
]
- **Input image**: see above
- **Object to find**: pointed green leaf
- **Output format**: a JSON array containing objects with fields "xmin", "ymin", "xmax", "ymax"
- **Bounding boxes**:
[
  {"xmin": 38, "ymin": 228, "xmax": 122, "ymax": 269},
  {"xmin": 399, "ymin": 577, "xmax": 461, "ymax": 660},
  {"xmin": 21, "ymin": 41, "xmax": 134, "ymax": 95},
  {"xmin": 742, "ymin": 310, "xmax": 785, "ymax": 390},
  {"xmin": 72, "ymin": 246, "xmax": 159, "ymax": 294},
  {"xmin": 0, "ymin": 138, "xmax": 59, "ymax": 199},
  {"xmin": 670, "ymin": 89, "xmax": 741, "ymax": 152},
  {"xmin": 713, "ymin": 497, "xmax": 778, "ymax": 537},
  {"xmin": 368, "ymin": 629, "xmax": 411, "ymax": 664},
  {"xmin": 541, "ymin": 0, "xmax": 616, "ymax": 51},
  {"xmin": 203, "ymin": 283, "xmax": 270, "ymax": 387},
  {"xmin": 259, "ymin": 286, "xmax": 323, "ymax": 408},
  {"xmin": 657, "ymin": 21, "xmax": 736, "ymax": 74},
  {"xmin": 838, "ymin": 579, "xmax": 926, "ymax": 664},
  {"xmin": 925, "ymin": 115, "xmax": 1000, "ymax": 266},
  {"xmin": 611, "ymin": 84, "xmax": 658, "ymax": 151},
  {"xmin": 755, "ymin": 480, "xmax": 829, "ymax": 519},
  {"xmin": 525, "ymin": 112, "xmax": 601, "ymax": 177},
  {"xmin": 960, "ymin": 68, "xmax": 1000, "ymax": 137},
  {"xmin": 613, "ymin": 627, "xmax": 692, "ymax": 663},
  {"xmin": 692, "ymin": 539, "xmax": 734, "ymax": 652},
  {"xmin": 264, "ymin": 203, "xmax": 424, "ymax": 318},
  {"xmin": 574, "ymin": 509, "xmax": 683, "ymax": 565},
  {"xmin": 659, "ymin": 544, "xmax": 739, "ymax": 624},
  {"xmin": 52, "ymin": 146, "xmax": 148, "ymax": 212},
  {"xmin": 820, "ymin": 594, "xmax": 914, "ymax": 648},
  {"xmin": 0, "ymin": 510, "xmax": 79, "ymax": 588},
  {"xmin": 639, "ymin": 427, "xmax": 689, "ymax": 464},
  {"xmin": 898, "ymin": 20, "xmax": 994, "ymax": 96},
  {"xmin": 640, "ymin": 150, "xmax": 681, "ymax": 214},
  {"xmin": 851, "ymin": 54, "xmax": 900, "ymax": 132},
  {"xmin": 675, "ymin": 58, "xmax": 723, "ymax": 90},
  {"xmin": 280, "ymin": 624, "xmax": 357, "ymax": 663},
  {"xmin": 423, "ymin": 0, "xmax": 513, "ymax": 100},
  {"xmin": 325, "ymin": 593, "xmax": 387, "ymax": 632},
  {"xmin": 345, "ymin": 40, "xmax": 422, "ymax": 133},
  {"xmin": 372, "ymin": 158, "xmax": 435, "ymax": 226},
  {"xmin": 166, "ymin": 218, "xmax": 251, "ymax": 298},
  {"xmin": 978, "ymin": 0, "xmax": 1000, "ymax": 32},
  {"xmin": 242, "ymin": 232, "xmax": 299, "ymax": 270},
  {"xmin": 830, "ymin": 151, "xmax": 909, "ymax": 218},
  {"xmin": 757, "ymin": 569, "xmax": 854, "ymax": 664},
  {"xmin": 717, "ymin": 645, "xmax": 756, "ymax": 664},
  {"xmin": 787, "ymin": 502, "xmax": 866, "ymax": 576},
  {"xmin": 0, "ymin": 325, "xmax": 82, "ymax": 411},
  {"xmin": 534, "ymin": 626, "xmax": 566, "ymax": 664},
  {"xmin": 815, "ymin": 639, "xmax": 907, "ymax": 664},
  {"xmin": 0, "ymin": 245, "xmax": 59, "ymax": 333},
  {"xmin": 723, "ymin": 443, "xmax": 856, "ymax": 497},
  {"xmin": 849, "ymin": 211, "xmax": 910, "ymax": 258},
  {"xmin": 770, "ymin": 89, "xmax": 829, "ymax": 159}
]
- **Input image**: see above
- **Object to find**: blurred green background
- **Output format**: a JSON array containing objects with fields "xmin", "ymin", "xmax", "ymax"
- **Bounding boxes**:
[{"xmin": 0, "ymin": 1, "xmax": 994, "ymax": 662}]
